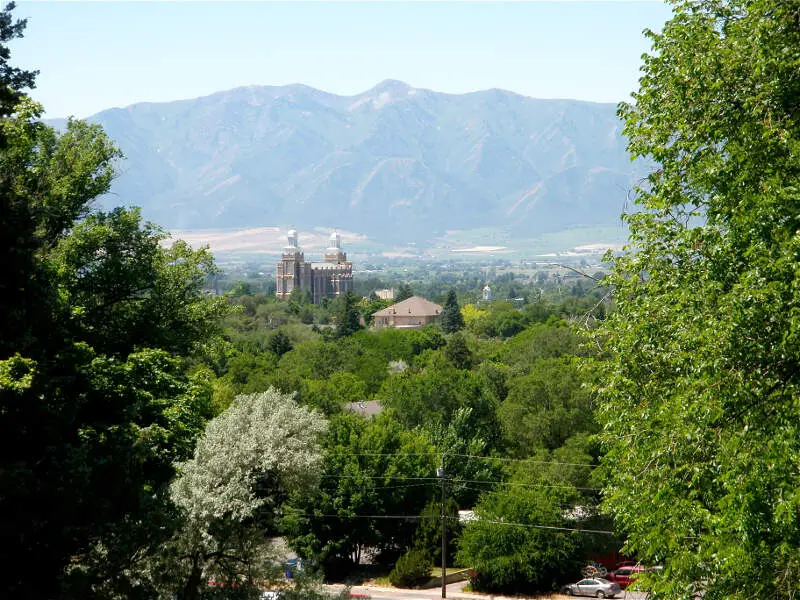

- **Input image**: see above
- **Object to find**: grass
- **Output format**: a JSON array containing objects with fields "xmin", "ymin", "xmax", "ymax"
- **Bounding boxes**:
[{"xmin": 365, "ymin": 567, "xmax": 466, "ymax": 588}]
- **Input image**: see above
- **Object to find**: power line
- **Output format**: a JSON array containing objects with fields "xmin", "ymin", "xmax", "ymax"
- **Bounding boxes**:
[
  {"xmin": 371, "ymin": 482, "xmax": 438, "ymax": 491},
  {"xmin": 319, "ymin": 474, "xmax": 600, "ymax": 491},
  {"xmin": 282, "ymin": 511, "xmax": 614, "ymax": 535},
  {"xmin": 282, "ymin": 511, "xmax": 434, "ymax": 521},
  {"xmin": 325, "ymin": 451, "xmax": 598, "ymax": 469},
  {"xmin": 321, "ymin": 475, "xmax": 442, "ymax": 481},
  {"xmin": 454, "ymin": 480, "xmax": 601, "ymax": 491},
  {"xmin": 327, "ymin": 452, "xmax": 439, "ymax": 458},
  {"xmin": 444, "ymin": 515, "xmax": 614, "ymax": 535},
  {"xmin": 446, "ymin": 453, "xmax": 597, "ymax": 468}
]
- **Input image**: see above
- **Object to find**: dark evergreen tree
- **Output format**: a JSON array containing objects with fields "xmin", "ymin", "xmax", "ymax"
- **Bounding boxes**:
[
  {"xmin": 440, "ymin": 290, "xmax": 464, "ymax": 333},
  {"xmin": 412, "ymin": 498, "xmax": 461, "ymax": 566},
  {"xmin": 268, "ymin": 330, "xmax": 293, "ymax": 358},
  {"xmin": 396, "ymin": 283, "xmax": 413, "ymax": 302},
  {"xmin": 335, "ymin": 291, "xmax": 362, "ymax": 338},
  {"xmin": 0, "ymin": 2, "xmax": 37, "ymax": 126},
  {"xmin": 443, "ymin": 331, "xmax": 473, "ymax": 370}
]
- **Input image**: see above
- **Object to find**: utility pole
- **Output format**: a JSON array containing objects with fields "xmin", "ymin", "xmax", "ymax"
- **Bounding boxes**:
[{"xmin": 437, "ymin": 456, "xmax": 447, "ymax": 599}]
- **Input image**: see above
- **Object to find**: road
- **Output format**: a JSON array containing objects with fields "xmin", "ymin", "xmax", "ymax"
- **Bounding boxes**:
[{"xmin": 327, "ymin": 582, "xmax": 650, "ymax": 600}]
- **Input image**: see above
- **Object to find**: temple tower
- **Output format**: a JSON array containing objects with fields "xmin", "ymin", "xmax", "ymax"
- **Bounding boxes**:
[{"xmin": 276, "ymin": 229, "xmax": 304, "ymax": 299}]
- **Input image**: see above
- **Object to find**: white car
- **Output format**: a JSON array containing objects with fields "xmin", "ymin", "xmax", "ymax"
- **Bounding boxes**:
[{"xmin": 563, "ymin": 577, "xmax": 621, "ymax": 598}]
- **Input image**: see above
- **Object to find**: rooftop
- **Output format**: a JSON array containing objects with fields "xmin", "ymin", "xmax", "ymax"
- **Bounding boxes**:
[{"xmin": 372, "ymin": 295, "xmax": 443, "ymax": 318}]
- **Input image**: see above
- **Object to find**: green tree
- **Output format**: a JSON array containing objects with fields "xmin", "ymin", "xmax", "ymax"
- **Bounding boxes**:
[
  {"xmin": 148, "ymin": 389, "xmax": 327, "ymax": 600},
  {"xmin": 0, "ymin": 2, "xmax": 37, "ymax": 128},
  {"xmin": 456, "ymin": 483, "xmax": 582, "ymax": 594},
  {"xmin": 380, "ymin": 366, "xmax": 500, "ymax": 447},
  {"xmin": 396, "ymin": 283, "xmax": 413, "ymax": 302},
  {"xmin": 301, "ymin": 372, "xmax": 367, "ymax": 415},
  {"xmin": 498, "ymin": 322, "xmax": 581, "ymax": 376},
  {"xmin": 282, "ymin": 412, "xmax": 437, "ymax": 578},
  {"xmin": 423, "ymin": 407, "xmax": 499, "ymax": 508},
  {"xmin": 388, "ymin": 549, "xmax": 433, "ymax": 589},
  {"xmin": 440, "ymin": 290, "xmax": 464, "ymax": 334},
  {"xmin": 335, "ymin": 291, "xmax": 363, "ymax": 338},
  {"xmin": 221, "ymin": 350, "xmax": 277, "ymax": 397},
  {"xmin": 443, "ymin": 331, "xmax": 474, "ymax": 370},
  {"xmin": 361, "ymin": 296, "xmax": 392, "ymax": 325},
  {"xmin": 411, "ymin": 498, "xmax": 461, "ymax": 567},
  {"xmin": 596, "ymin": 1, "xmax": 800, "ymax": 598},
  {"xmin": 0, "ymin": 73, "xmax": 228, "ymax": 600},
  {"xmin": 499, "ymin": 357, "xmax": 595, "ymax": 455},
  {"xmin": 227, "ymin": 281, "xmax": 252, "ymax": 297},
  {"xmin": 268, "ymin": 329, "xmax": 293, "ymax": 358}
]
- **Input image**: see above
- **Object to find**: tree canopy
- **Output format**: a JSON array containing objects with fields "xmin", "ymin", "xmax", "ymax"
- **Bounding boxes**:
[
  {"xmin": 282, "ymin": 412, "xmax": 437, "ymax": 578},
  {"xmin": 335, "ymin": 291, "xmax": 363, "ymax": 338},
  {"xmin": 596, "ymin": 1, "xmax": 800, "ymax": 598},
  {"xmin": 0, "ymin": 2, "xmax": 37, "ymax": 125},
  {"xmin": 155, "ymin": 389, "xmax": 327, "ymax": 600},
  {"xmin": 395, "ymin": 283, "xmax": 413, "ymax": 302},
  {"xmin": 0, "ymin": 13, "xmax": 229, "ymax": 594},
  {"xmin": 440, "ymin": 290, "xmax": 465, "ymax": 334}
]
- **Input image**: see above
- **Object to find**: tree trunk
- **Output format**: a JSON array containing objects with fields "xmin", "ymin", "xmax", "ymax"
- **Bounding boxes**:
[{"xmin": 181, "ymin": 559, "xmax": 203, "ymax": 600}]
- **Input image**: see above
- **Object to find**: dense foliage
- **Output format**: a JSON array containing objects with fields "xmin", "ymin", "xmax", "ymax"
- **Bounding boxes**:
[
  {"xmin": 153, "ymin": 390, "xmax": 327, "ymax": 600},
  {"xmin": 388, "ymin": 550, "xmax": 433, "ymax": 589},
  {"xmin": 281, "ymin": 412, "xmax": 438, "ymax": 577},
  {"xmin": 440, "ymin": 289, "xmax": 465, "ymax": 333},
  {"xmin": 0, "ymin": 9, "xmax": 231, "ymax": 597},
  {"xmin": 213, "ymin": 281, "xmax": 610, "ymax": 592},
  {"xmin": 0, "ymin": 4, "xmax": 658, "ymax": 597},
  {"xmin": 597, "ymin": 1, "xmax": 800, "ymax": 598}
]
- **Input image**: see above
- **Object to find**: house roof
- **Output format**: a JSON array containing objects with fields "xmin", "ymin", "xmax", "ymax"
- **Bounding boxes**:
[
  {"xmin": 343, "ymin": 400, "xmax": 384, "ymax": 418},
  {"xmin": 372, "ymin": 295, "xmax": 443, "ymax": 318}
]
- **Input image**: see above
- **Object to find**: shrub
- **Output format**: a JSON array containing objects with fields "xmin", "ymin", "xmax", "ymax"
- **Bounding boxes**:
[{"xmin": 389, "ymin": 550, "xmax": 433, "ymax": 589}]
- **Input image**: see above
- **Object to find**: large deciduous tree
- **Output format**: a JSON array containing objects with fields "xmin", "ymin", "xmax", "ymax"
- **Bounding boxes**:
[
  {"xmin": 282, "ymin": 412, "xmax": 437, "ymax": 579},
  {"xmin": 597, "ymin": 1, "xmax": 800, "ymax": 598},
  {"xmin": 456, "ymin": 483, "xmax": 582, "ymax": 594},
  {"xmin": 0, "ymin": 8, "xmax": 230, "ymax": 595}
]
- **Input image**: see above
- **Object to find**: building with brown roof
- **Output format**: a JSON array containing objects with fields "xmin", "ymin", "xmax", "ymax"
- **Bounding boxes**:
[{"xmin": 372, "ymin": 296, "xmax": 443, "ymax": 329}]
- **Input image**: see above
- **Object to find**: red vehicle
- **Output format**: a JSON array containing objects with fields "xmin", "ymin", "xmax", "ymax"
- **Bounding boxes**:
[{"xmin": 606, "ymin": 565, "xmax": 649, "ymax": 589}]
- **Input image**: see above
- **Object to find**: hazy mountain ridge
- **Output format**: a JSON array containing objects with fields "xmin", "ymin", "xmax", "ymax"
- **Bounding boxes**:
[{"xmin": 66, "ymin": 80, "xmax": 649, "ymax": 243}]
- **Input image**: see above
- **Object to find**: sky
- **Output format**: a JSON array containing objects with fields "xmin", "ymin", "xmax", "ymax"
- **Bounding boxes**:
[{"xmin": 13, "ymin": 1, "xmax": 673, "ymax": 120}]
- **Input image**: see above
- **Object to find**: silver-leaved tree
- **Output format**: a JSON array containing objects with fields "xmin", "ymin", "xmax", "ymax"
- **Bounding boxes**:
[{"xmin": 146, "ymin": 389, "xmax": 328, "ymax": 600}]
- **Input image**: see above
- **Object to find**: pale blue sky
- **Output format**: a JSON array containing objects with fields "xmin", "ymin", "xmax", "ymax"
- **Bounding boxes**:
[{"xmin": 13, "ymin": 1, "xmax": 673, "ymax": 119}]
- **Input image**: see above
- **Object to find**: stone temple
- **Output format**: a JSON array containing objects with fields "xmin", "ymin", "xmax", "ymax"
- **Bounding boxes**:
[{"xmin": 275, "ymin": 230, "xmax": 353, "ymax": 304}]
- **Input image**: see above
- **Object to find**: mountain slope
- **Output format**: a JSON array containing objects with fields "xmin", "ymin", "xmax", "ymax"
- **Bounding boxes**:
[{"xmin": 76, "ymin": 80, "xmax": 648, "ymax": 243}]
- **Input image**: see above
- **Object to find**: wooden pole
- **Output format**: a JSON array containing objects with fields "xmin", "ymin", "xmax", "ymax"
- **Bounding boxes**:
[{"xmin": 438, "ymin": 457, "xmax": 447, "ymax": 599}]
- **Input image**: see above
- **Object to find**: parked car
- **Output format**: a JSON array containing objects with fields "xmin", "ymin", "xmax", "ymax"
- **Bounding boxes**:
[
  {"xmin": 562, "ymin": 577, "xmax": 621, "ymax": 598},
  {"xmin": 606, "ymin": 566, "xmax": 644, "ymax": 588},
  {"xmin": 606, "ymin": 565, "xmax": 661, "ymax": 589}
]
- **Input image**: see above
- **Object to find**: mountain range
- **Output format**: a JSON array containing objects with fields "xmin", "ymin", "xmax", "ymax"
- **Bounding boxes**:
[{"xmin": 59, "ymin": 80, "xmax": 650, "ymax": 246}]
